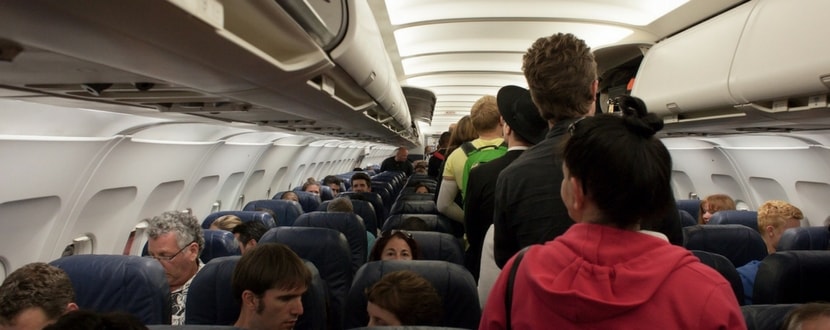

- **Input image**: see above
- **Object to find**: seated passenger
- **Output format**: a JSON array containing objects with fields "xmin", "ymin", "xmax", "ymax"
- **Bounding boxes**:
[
  {"xmin": 326, "ymin": 197, "xmax": 354, "ymax": 213},
  {"xmin": 350, "ymin": 173, "xmax": 372, "ymax": 193},
  {"xmin": 0, "ymin": 263, "xmax": 79, "ymax": 329},
  {"xmin": 42, "ymin": 310, "xmax": 146, "ymax": 330},
  {"xmin": 369, "ymin": 230, "xmax": 421, "ymax": 261},
  {"xmin": 145, "ymin": 211, "xmax": 205, "ymax": 325},
  {"xmin": 366, "ymin": 270, "xmax": 443, "ymax": 326},
  {"xmin": 233, "ymin": 243, "xmax": 311, "ymax": 330},
  {"xmin": 481, "ymin": 100, "xmax": 744, "ymax": 328},
  {"xmin": 699, "ymin": 194, "xmax": 736, "ymax": 224},
  {"xmin": 209, "ymin": 215, "xmax": 242, "ymax": 231},
  {"xmin": 782, "ymin": 302, "xmax": 830, "ymax": 330},
  {"xmin": 281, "ymin": 191, "xmax": 300, "ymax": 202},
  {"xmin": 322, "ymin": 175, "xmax": 343, "ymax": 196},
  {"xmin": 396, "ymin": 217, "xmax": 429, "ymax": 231},
  {"xmin": 736, "ymin": 200, "xmax": 804, "ymax": 304},
  {"xmin": 232, "ymin": 221, "xmax": 270, "ymax": 254},
  {"xmin": 413, "ymin": 162, "xmax": 428, "ymax": 176},
  {"xmin": 414, "ymin": 183, "xmax": 430, "ymax": 194},
  {"xmin": 302, "ymin": 178, "xmax": 321, "ymax": 195}
]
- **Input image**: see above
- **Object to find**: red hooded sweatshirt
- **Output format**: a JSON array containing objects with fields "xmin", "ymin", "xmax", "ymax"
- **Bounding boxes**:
[{"xmin": 481, "ymin": 223, "xmax": 745, "ymax": 330}]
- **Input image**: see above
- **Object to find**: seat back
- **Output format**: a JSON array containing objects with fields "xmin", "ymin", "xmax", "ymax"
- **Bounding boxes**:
[
  {"xmin": 340, "ymin": 191, "xmax": 386, "ymax": 228},
  {"xmin": 409, "ymin": 231, "xmax": 464, "ymax": 265},
  {"xmin": 683, "ymin": 224, "xmax": 768, "ymax": 266},
  {"xmin": 199, "ymin": 229, "xmax": 241, "ymax": 263},
  {"xmin": 777, "ymin": 226, "xmax": 830, "ymax": 251},
  {"xmin": 390, "ymin": 200, "xmax": 437, "ymax": 215},
  {"xmin": 294, "ymin": 211, "xmax": 367, "ymax": 273},
  {"xmin": 741, "ymin": 304, "xmax": 800, "ymax": 330},
  {"xmin": 278, "ymin": 190, "xmax": 321, "ymax": 213},
  {"xmin": 709, "ymin": 210, "xmax": 759, "ymax": 231},
  {"xmin": 396, "ymin": 193, "xmax": 436, "ymax": 202},
  {"xmin": 753, "ymin": 251, "xmax": 830, "ymax": 304},
  {"xmin": 679, "ymin": 210, "xmax": 697, "ymax": 228},
  {"xmin": 676, "ymin": 199, "xmax": 701, "ymax": 222},
  {"xmin": 345, "ymin": 260, "xmax": 480, "ymax": 329},
  {"xmin": 382, "ymin": 214, "xmax": 455, "ymax": 235},
  {"xmin": 242, "ymin": 199, "xmax": 303, "ymax": 226},
  {"xmin": 260, "ymin": 227, "xmax": 352, "ymax": 330},
  {"xmin": 201, "ymin": 211, "xmax": 276, "ymax": 229},
  {"xmin": 691, "ymin": 250, "xmax": 744, "ymax": 305},
  {"xmin": 319, "ymin": 199, "xmax": 378, "ymax": 235},
  {"xmin": 50, "ymin": 255, "xmax": 171, "ymax": 325},
  {"xmin": 185, "ymin": 256, "xmax": 327, "ymax": 330}
]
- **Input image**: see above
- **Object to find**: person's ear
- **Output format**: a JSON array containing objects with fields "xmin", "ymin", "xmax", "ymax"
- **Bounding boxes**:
[
  {"xmin": 242, "ymin": 290, "xmax": 258, "ymax": 309},
  {"xmin": 65, "ymin": 303, "xmax": 79, "ymax": 313},
  {"xmin": 570, "ymin": 177, "xmax": 586, "ymax": 210}
]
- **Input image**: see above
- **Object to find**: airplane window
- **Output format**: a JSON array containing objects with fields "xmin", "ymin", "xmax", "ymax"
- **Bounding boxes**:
[
  {"xmin": 128, "ymin": 221, "xmax": 149, "ymax": 256},
  {"xmin": 71, "ymin": 234, "xmax": 95, "ymax": 255}
]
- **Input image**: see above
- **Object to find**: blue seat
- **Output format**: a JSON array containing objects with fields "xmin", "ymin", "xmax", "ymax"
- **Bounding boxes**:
[
  {"xmin": 409, "ymin": 231, "xmax": 464, "ymax": 265},
  {"xmin": 148, "ymin": 326, "xmax": 238, "ymax": 330},
  {"xmin": 683, "ymin": 224, "xmax": 768, "ymax": 267},
  {"xmin": 777, "ymin": 226, "xmax": 829, "ymax": 251},
  {"xmin": 396, "ymin": 193, "xmax": 436, "ymax": 202},
  {"xmin": 390, "ymin": 200, "xmax": 438, "ymax": 215},
  {"xmin": 50, "ymin": 255, "xmax": 170, "ymax": 325},
  {"xmin": 242, "ymin": 199, "xmax": 302, "ymax": 226},
  {"xmin": 184, "ymin": 255, "xmax": 326, "ymax": 330},
  {"xmin": 691, "ymin": 250, "xmax": 744, "ymax": 305},
  {"xmin": 339, "ymin": 191, "xmax": 386, "ymax": 229},
  {"xmin": 201, "ymin": 211, "xmax": 276, "ymax": 229},
  {"xmin": 277, "ymin": 190, "xmax": 321, "ymax": 213},
  {"xmin": 199, "ymin": 229, "xmax": 241, "ymax": 263},
  {"xmin": 709, "ymin": 210, "xmax": 759, "ymax": 231},
  {"xmin": 383, "ymin": 214, "xmax": 455, "ymax": 235},
  {"xmin": 345, "ymin": 260, "xmax": 481, "ymax": 329},
  {"xmin": 319, "ymin": 199, "xmax": 378, "ymax": 236},
  {"xmin": 753, "ymin": 251, "xmax": 830, "ymax": 304},
  {"xmin": 261, "ymin": 227, "xmax": 352, "ymax": 330},
  {"xmin": 741, "ymin": 304, "xmax": 800, "ymax": 330},
  {"xmin": 676, "ymin": 199, "xmax": 701, "ymax": 222},
  {"xmin": 294, "ymin": 211, "xmax": 367, "ymax": 273},
  {"xmin": 679, "ymin": 210, "xmax": 697, "ymax": 228}
]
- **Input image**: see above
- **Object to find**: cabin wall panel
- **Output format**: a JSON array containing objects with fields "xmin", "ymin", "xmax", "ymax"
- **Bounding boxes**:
[
  {"xmin": 667, "ymin": 148, "xmax": 744, "ymax": 201},
  {"xmin": 257, "ymin": 145, "xmax": 304, "ymax": 193},
  {"xmin": 794, "ymin": 181, "xmax": 830, "ymax": 226},
  {"xmin": 62, "ymin": 186, "xmax": 139, "ymax": 256},
  {"xmin": 0, "ymin": 196, "xmax": 60, "ymax": 270}
]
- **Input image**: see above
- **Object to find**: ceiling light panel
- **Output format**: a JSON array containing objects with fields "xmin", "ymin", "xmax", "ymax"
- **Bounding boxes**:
[{"xmin": 401, "ymin": 53, "xmax": 524, "ymax": 76}]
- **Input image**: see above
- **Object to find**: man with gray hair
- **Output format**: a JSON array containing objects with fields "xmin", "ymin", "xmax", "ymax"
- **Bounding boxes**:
[{"xmin": 145, "ymin": 210, "xmax": 204, "ymax": 325}]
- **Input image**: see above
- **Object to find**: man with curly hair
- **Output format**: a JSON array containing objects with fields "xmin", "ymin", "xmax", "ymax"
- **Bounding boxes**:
[
  {"xmin": 145, "ymin": 210, "xmax": 204, "ymax": 325},
  {"xmin": 0, "ymin": 262, "xmax": 79, "ymax": 329}
]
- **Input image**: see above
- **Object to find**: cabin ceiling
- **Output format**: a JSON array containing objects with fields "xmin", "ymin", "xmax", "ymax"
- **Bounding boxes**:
[{"xmin": 367, "ymin": 0, "xmax": 746, "ymax": 138}]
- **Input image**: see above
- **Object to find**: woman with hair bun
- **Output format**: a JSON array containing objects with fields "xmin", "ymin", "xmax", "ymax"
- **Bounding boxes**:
[{"xmin": 480, "ymin": 96, "xmax": 744, "ymax": 329}]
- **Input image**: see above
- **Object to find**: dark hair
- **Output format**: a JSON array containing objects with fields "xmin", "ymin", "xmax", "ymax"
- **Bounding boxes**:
[
  {"xmin": 42, "ymin": 310, "xmax": 147, "ymax": 330},
  {"xmin": 437, "ymin": 131, "xmax": 452, "ymax": 149},
  {"xmin": 232, "ymin": 243, "xmax": 311, "ymax": 305},
  {"xmin": 523, "ymin": 33, "xmax": 597, "ymax": 121},
  {"xmin": 397, "ymin": 217, "xmax": 429, "ymax": 231},
  {"xmin": 366, "ymin": 271, "xmax": 443, "ymax": 326},
  {"xmin": 0, "ymin": 263, "xmax": 75, "ymax": 324},
  {"xmin": 562, "ymin": 96, "xmax": 671, "ymax": 229},
  {"xmin": 783, "ymin": 302, "xmax": 830, "ymax": 330},
  {"xmin": 351, "ymin": 172, "xmax": 372, "ymax": 187},
  {"xmin": 232, "ymin": 221, "xmax": 270, "ymax": 245},
  {"xmin": 369, "ymin": 231, "xmax": 422, "ymax": 261},
  {"xmin": 322, "ymin": 175, "xmax": 343, "ymax": 186}
]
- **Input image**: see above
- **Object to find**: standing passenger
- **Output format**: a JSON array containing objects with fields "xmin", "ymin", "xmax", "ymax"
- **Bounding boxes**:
[
  {"xmin": 480, "ymin": 103, "xmax": 745, "ymax": 329},
  {"xmin": 0, "ymin": 263, "xmax": 79, "ymax": 329},
  {"xmin": 379, "ymin": 147, "xmax": 413, "ymax": 176},
  {"xmin": 492, "ymin": 33, "xmax": 597, "ymax": 268},
  {"xmin": 427, "ymin": 131, "xmax": 451, "ymax": 178},
  {"xmin": 145, "ymin": 211, "xmax": 204, "ymax": 325}
]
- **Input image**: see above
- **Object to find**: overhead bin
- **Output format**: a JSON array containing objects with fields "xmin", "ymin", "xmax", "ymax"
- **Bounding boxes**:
[{"xmin": 402, "ymin": 87, "xmax": 437, "ymax": 125}]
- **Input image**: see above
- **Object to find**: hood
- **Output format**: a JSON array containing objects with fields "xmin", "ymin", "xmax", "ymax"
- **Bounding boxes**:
[{"xmin": 523, "ymin": 223, "xmax": 698, "ymax": 322}]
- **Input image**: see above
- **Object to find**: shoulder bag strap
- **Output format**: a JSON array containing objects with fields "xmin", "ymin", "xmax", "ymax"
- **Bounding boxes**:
[{"xmin": 505, "ymin": 246, "xmax": 530, "ymax": 330}]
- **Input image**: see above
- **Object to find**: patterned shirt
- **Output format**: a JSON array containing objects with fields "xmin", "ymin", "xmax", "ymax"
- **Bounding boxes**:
[{"xmin": 170, "ymin": 261, "xmax": 204, "ymax": 325}]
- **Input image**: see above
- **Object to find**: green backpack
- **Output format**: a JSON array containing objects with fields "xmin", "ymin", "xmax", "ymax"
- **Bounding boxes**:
[{"xmin": 460, "ymin": 141, "xmax": 508, "ymax": 201}]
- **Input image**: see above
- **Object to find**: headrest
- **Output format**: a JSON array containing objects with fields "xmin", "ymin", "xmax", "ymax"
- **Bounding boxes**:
[
  {"xmin": 709, "ymin": 210, "xmax": 759, "ymax": 231},
  {"xmin": 50, "ymin": 255, "xmax": 170, "ymax": 325},
  {"xmin": 242, "ymin": 199, "xmax": 302, "ymax": 226},
  {"xmin": 676, "ymin": 199, "xmax": 701, "ymax": 221},
  {"xmin": 683, "ymin": 224, "xmax": 768, "ymax": 266},
  {"xmin": 741, "ymin": 304, "xmax": 800, "ymax": 330},
  {"xmin": 277, "ymin": 190, "xmax": 321, "ymax": 213},
  {"xmin": 753, "ymin": 251, "xmax": 830, "ymax": 304},
  {"xmin": 679, "ymin": 210, "xmax": 697, "ymax": 228},
  {"xmin": 345, "ymin": 260, "xmax": 480, "ymax": 329},
  {"xmin": 396, "ymin": 193, "xmax": 436, "ymax": 202},
  {"xmin": 200, "ymin": 229, "xmax": 241, "ymax": 263},
  {"xmin": 406, "ymin": 175, "xmax": 438, "ymax": 187},
  {"xmin": 319, "ymin": 199, "xmax": 378, "ymax": 235},
  {"xmin": 294, "ymin": 211, "xmax": 367, "ymax": 274},
  {"xmin": 409, "ymin": 231, "xmax": 464, "ymax": 265},
  {"xmin": 201, "ymin": 211, "xmax": 276, "ymax": 229},
  {"xmin": 390, "ymin": 200, "xmax": 437, "ymax": 215},
  {"xmin": 383, "ymin": 214, "xmax": 455, "ymax": 235},
  {"xmin": 260, "ymin": 227, "xmax": 352, "ymax": 329},
  {"xmin": 777, "ymin": 226, "xmax": 829, "ymax": 251},
  {"xmin": 690, "ymin": 250, "xmax": 744, "ymax": 305}
]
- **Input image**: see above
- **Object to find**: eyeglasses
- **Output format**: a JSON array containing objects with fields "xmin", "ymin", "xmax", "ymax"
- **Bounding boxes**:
[
  {"xmin": 567, "ymin": 116, "xmax": 588, "ymax": 135},
  {"xmin": 146, "ymin": 241, "xmax": 195, "ymax": 262},
  {"xmin": 380, "ymin": 229, "xmax": 413, "ymax": 239}
]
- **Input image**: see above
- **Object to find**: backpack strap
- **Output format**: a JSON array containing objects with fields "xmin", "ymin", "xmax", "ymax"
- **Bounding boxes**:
[
  {"xmin": 505, "ymin": 246, "xmax": 530, "ymax": 330},
  {"xmin": 460, "ymin": 141, "xmax": 476, "ymax": 155}
]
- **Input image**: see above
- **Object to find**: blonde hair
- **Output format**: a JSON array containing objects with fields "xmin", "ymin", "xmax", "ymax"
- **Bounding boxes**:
[
  {"xmin": 698, "ymin": 194, "xmax": 736, "ymax": 224},
  {"xmin": 211, "ymin": 215, "xmax": 242, "ymax": 231},
  {"xmin": 757, "ymin": 200, "xmax": 803, "ymax": 232},
  {"xmin": 470, "ymin": 95, "xmax": 500, "ymax": 133}
]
